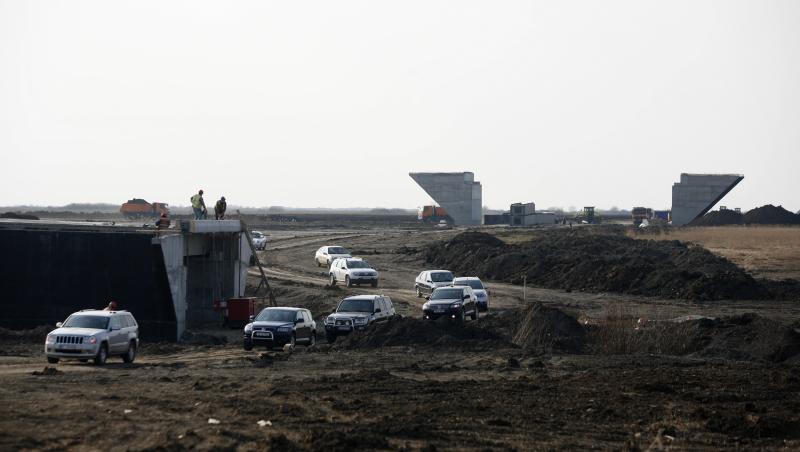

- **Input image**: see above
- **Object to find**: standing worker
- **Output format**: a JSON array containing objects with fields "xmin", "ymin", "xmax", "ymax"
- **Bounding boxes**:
[
  {"xmin": 191, "ymin": 189, "xmax": 207, "ymax": 220},
  {"xmin": 214, "ymin": 196, "xmax": 227, "ymax": 220}
]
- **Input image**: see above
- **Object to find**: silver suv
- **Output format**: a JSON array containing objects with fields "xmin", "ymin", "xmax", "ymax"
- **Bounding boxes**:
[
  {"xmin": 323, "ymin": 295, "xmax": 396, "ymax": 343},
  {"xmin": 44, "ymin": 309, "xmax": 140, "ymax": 365}
]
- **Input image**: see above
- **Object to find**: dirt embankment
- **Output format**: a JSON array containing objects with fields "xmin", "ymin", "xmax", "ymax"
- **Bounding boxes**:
[
  {"xmin": 333, "ymin": 315, "xmax": 511, "ymax": 349},
  {"xmin": 692, "ymin": 204, "xmax": 800, "ymax": 226},
  {"xmin": 743, "ymin": 204, "xmax": 800, "ymax": 225},
  {"xmin": 332, "ymin": 303, "xmax": 800, "ymax": 363},
  {"xmin": 425, "ymin": 231, "xmax": 788, "ymax": 300},
  {"xmin": 691, "ymin": 209, "xmax": 743, "ymax": 226}
]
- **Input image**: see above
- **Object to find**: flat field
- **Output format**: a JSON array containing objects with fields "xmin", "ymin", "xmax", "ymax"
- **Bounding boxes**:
[{"xmin": 631, "ymin": 226, "xmax": 800, "ymax": 280}]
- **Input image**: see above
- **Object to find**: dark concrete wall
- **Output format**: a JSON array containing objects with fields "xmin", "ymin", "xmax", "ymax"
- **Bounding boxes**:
[
  {"xmin": 186, "ymin": 234, "xmax": 239, "ymax": 327},
  {"xmin": 0, "ymin": 229, "xmax": 176, "ymax": 341}
]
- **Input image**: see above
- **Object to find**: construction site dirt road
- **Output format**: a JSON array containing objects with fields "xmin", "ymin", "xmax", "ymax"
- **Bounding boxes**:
[{"xmin": 2, "ymin": 224, "xmax": 800, "ymax": 450}]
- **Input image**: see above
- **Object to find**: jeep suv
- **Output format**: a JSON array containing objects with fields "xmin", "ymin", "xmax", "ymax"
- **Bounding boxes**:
[
  {"xmin": 44, "ymin": 310, "xmax": 139, "ymax": 365},
  {"xmin": 329, "ymin": 257, "xmax": 379, "ymax": 288},
  {"xmin": 251, "ymin": 231, "xmax": 267, "ymax": 250},
  {"xmin": 414, "ymin": 270, "xmax": 454, "ymax": 297},
  {"xmin": 422, "ymin": 286, "xmax": 478, "ymax": 321},
  {"xmin": 323, "ymin": 295, "xmax": 396, "ymax": 343},
  {"xmin": 243, "ymin": 307, "xmax": 316, "ymax": 350}
]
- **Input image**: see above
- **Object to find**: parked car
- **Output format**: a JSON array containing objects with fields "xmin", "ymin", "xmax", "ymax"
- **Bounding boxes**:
[
  {"xmin": 414, "ymin": 270, "xmax": 455, "ymax": 297},
  {"xmin": 44, "ymin": 309, "xmax": 139, "ymax": 365},
  {"xmin": 452, "ymin": 277, "xmax": 489, "ymax": 312},
  {"xmin": 251, "ymin": 231, "xmax": 267, "ymax": 250},
  {"xmin": 422, "ymin": 286, "xmax": 478, "ymax": 321},
  {"xmin": 323, "ymin": 295, "xmax": 396, "ymax": 343},
  {"xmin": 315, "ymin": 246, "xmax": 352, "ymax": 267},
  {"xmin": 243, "ymin": 307, "xmax": 316, "ymax": 350},
  {"xmin": 329, "ymin": 257, "xmax": 379, "ymax": 288}
]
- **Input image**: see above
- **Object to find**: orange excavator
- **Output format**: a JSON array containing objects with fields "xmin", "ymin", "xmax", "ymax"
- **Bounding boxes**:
[{"xmin": 120, "ymin": 198, "xmax": 169, "ymax": 219}]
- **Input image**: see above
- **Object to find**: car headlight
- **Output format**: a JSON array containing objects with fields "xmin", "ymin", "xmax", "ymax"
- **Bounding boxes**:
[
  {"xmin": 451, "ymin": 303, "xmax": 462, "ymax": 309},
  {"xmin": 354, "ymin": 317, "xmax": 368, "ymax": 325},
  {"xmin": 87, "ymin": 337, "xmax": 97, "ymax": 344},
  {"xmin": 324, "ymin": 317, "xmax": 334, "ymax": 325},
  {"xmin": 277, "ymin": 326, "xmax": 292, "ymax": 333},
  {"xmin": 244, "ymin": 323, "xmax": 253, "ymax": 332},
  {"xmin": 46, "ymin": 334, "xmax": 55, "ymax": 344}
]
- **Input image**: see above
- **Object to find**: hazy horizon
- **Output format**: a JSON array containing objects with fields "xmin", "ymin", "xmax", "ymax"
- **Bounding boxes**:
[{"xmin": 2, "ymin": 1, "xmax": 798, "ymax": 212}]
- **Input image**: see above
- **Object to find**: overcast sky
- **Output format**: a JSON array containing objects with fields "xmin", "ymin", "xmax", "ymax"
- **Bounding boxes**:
[{"xmin": 1, "ymin": 1, "xmax": 798, "ymax": 211}]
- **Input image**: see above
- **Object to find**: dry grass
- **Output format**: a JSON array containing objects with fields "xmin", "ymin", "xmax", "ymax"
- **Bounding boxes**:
[
  {"xmin": 630, "ymin": 226, "xmax": 800, "ymax": 280},
  {"xmin": 587, "ymin": 303, "xmax": 700, "ymax": 356}
]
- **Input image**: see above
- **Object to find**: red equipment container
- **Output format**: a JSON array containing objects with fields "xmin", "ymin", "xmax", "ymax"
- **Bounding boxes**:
[{"xmin": 225, "ymin": 297, "xmax": 256, "ymax": 327}]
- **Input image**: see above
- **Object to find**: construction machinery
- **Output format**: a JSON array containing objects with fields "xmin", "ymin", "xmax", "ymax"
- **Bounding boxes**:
[
  {"xmin": 418, "ymin": 205, "xmax": 453, "ymax": 224},
  {"xmin": 573, "ymin": 206, "xmax": 597, "ymax": 224},
  {"xmin": 631, "ymin": 207, "xmax": 653, "ymax": 226},
  {"xmin": 120, "ymin": 199, "xmax": 169, "ymax": 219}
]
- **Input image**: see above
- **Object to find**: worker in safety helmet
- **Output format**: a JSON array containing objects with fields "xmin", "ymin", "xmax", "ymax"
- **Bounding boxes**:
[
  {"xmin": 155, "ymin": 212, "xmax": 170, "ymax": 229},
  {"xmin": 190, "ymin": 189, "xmax": 207, "ymax": 220},
  {"xmin": 103, "ymin": 300, "xmax": 118, "ymax": 311},
  {"xmin": 214, "ymin": 196, "xmax": 227, "ymax": 220}
]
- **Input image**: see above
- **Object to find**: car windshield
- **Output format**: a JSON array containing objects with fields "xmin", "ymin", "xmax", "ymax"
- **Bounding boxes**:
[
  {"xmin": 338, "ymin": 298, "xmax": 373, "ymax": 313},
  {"xmin": 431, "ymin": 288, "xmax": 463, "ymax": 300},
  {"xmin": 328, "ymin": 247, "xmax": 349, "ymax": 255},
  {"xmin": 431, "ymin": 271, "xmax": 454, "ymax": 282},
  {"xmin": 62, "ymin": 315, "xmax": 109, "ymax": 329},
  {"xmin": 255, "ymin": 309, "xmax": 296, "ymax": 322},
  {"xmin": 347, "ymin": 260, "xmax": 371, "ymax": 269},
  {"xmin": 455, "ymin": 279, "xmax": 484, "ymax": 290}
]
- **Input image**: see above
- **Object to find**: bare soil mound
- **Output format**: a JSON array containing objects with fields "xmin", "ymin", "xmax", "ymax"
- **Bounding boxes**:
[
  {"xmin": 691, "ymin": 209, "xmax": 743, "ymax": 226},
  {"xmin": 673, "ymin": 313, "xmax": 800, "ymax": 362},
  {"xmin": 332, "ymin": 316, "xmax": 512, "ymax": 349},
  {"xmin": 602, "ymin": 314, "xmax": 800, "ymax": 363},
  {"xmin": 426, "ymin": 231, "xmax": 770, "ymax": 300},
  {"xmin": 0, "ymin": 326, "xmax": 53, "ymax": 342},
  {"xmin": 743, "ymin": 204, "xmax": 800, "ymax": 225},
  {"xmin": 513, "ymin": 302, "xmax": 586, "ymax": 353}
]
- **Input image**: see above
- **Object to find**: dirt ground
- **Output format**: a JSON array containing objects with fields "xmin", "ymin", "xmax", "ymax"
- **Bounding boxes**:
[{"xmin": 2, "ymin": 223, "xmax": 800, "ymax": 450}]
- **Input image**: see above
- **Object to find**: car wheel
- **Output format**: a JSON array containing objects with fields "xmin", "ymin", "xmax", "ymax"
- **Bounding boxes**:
[
  {"xmin": 308, "ymin": 332, "xmax": 316, "ymax": 347},
  {"xmin": 122, "ymin": 341, "xmax": 137, "ymax": 363},
  {"xmin": 289, "ymin": 333, "xmax": 296, "ymax": 350},
  {"xmin": 326, "ymin": 333, "xmax": 337, "ymax": 344},
  {"xmin": 458, "ymin": 308, "xmax": 466, "ymax": 323},
  {"xmin": 470, "ymin": 307, "xmax": 478, "ymax": 321},
  {"xmin": 316, "ymin": 259, "xmax": 321, "ymax": 267},
  {"xmin": 46, "ymin": 357, "xmax": 59, "ymax": 364},
  {"xmin": 243, "ymin": 339, "xmax": 253, "ymax": 351},
  {"xmin": 345, "ymin": 276, "xmax": 352, "ymax": 288},
  {"xmin": 94, "ymin": 343, "xmax": 108, "ymax": 365},
  {"xmin": 371, "ymin": 280, "xmax": 378, "ymax": 288},
  {"xmin": 329, "ymin": 274, "xmax": 336, "ymax": 286}
]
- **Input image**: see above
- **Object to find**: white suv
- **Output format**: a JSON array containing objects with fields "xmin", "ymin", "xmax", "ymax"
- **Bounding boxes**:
[
  {"xmin": 414, "ymin": 270, "xmax": 455, "ymax": 297},
  {"xmin": 251, "ymin": 231, "xmax": 267, "ymax": 250},
  {"xmin": 44, "ymin": 309, "xmax": 139, "ymax": 365},
  {"xmin": 315, "ymin": 246, "xmax": 352, "ymax": 267},
  {"xmin": 329, "ymin": 257, "xmax": 379, "ymax": 288}
]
